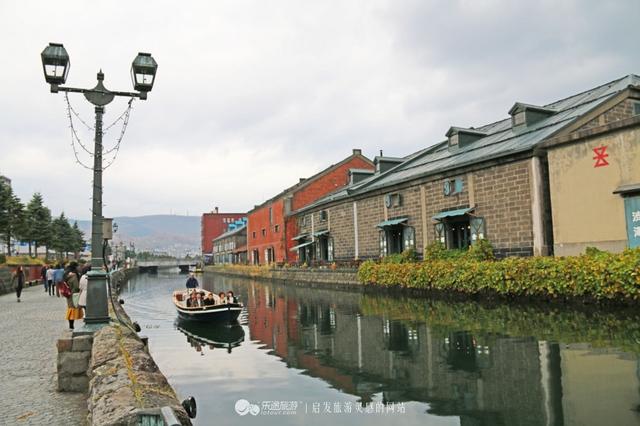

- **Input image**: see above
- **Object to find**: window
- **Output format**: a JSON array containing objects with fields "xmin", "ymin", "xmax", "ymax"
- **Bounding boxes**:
[
  {"xmin": 274, "ymin": 224, "xmax": 280, "ymax": 233},
  {"xmin": 635, "ymin": 101, "xmax": 640, "ymax": 116},
  {"xmin": 269, "ymin": 207, "xmax": 273, "ymax": 224},
  {"xmin": 320, "ymin": 210, "xmax": 328, "ymax": 221},
  {"xmin": 384, "ymin": 193, "xmax": 402, "ymax": 208},
  {"xmin": 261, "ymin": 228, "xmax": 266, "ymax": 237},
  {"xmin": 252, "ymin": 231, "xmax": 256, "ymax": 239}
]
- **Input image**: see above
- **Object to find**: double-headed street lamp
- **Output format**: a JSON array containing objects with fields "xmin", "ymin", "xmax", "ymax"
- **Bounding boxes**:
[{"xmin": 41, "ymin": 42, "xmax": 157, "ymax": 329}]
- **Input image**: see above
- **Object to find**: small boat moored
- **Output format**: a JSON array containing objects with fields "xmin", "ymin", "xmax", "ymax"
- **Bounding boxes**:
[{"xmin": 173, "ymin": 289, "xmax": 243, "ymax": 322}]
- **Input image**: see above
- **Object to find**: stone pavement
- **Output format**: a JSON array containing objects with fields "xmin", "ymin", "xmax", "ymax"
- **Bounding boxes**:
[{"xmin": 0, "ymin": 284, "xmax": 87, "ymax": 425}]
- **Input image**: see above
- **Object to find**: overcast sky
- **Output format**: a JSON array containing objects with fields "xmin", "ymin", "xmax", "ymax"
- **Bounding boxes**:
[{"xmin": 1, "ymin": 0, "xmax": 638, "ymax": 220}]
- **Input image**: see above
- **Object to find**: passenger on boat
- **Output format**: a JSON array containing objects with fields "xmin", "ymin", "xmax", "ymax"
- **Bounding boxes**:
[
  {"xmin": 203, "ymin": 293, "xmax": 215, "ymax": 306},
  {"xmin": 218, "ymin": 292, "xmax": 227, "ymax": 304},
  {"xmin": 186, "ymin": 291, "xmax": 197, "ymax": 307},
  {"xmin": 186, "ymin": 273, "xmax": 199, "ymax": 289},
  {"xmin": 227, "ymin": 291, "xmax": 237, "ymax": 303}
]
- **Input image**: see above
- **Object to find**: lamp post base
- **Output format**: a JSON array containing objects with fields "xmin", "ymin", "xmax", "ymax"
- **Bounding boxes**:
[
  {"xmin": 73, "ymin": 322, "xmax": 109, "ymax": 336},
  {"xmin": 84, "ymin": 269, "xmax": 110, "ymax": 325}
]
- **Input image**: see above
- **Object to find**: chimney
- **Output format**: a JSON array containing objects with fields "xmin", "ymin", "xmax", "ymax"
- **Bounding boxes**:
[
  {"xmin": 352, "ymin": 148, "xmax": 362, "ymax": 156},
  {"xmin": 214, "ymin": 206, "xmax": 219, "ymax": 214}
]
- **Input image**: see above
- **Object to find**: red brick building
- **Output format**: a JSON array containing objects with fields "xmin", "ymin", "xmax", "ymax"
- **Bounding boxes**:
[
  {"xmin": 247, "ymin": 149, "xmax": 374, "ymax": 265},
  {"xmin": 201, "ymin": 207, "xmax": 245, "ymax": 260}
]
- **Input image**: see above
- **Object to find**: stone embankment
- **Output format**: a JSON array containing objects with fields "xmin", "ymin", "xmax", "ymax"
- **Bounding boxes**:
[
  {"xmin": 205, "ymin": 264, "xmax": 360, "ymax": 288},
  {"xmin": 57, "ymin": 268, "xmax": 192, "ymax": 425}
]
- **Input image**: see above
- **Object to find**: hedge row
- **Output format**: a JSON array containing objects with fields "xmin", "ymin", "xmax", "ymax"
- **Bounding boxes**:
[{"xmin": 357, "ymin": 248, "xmax": 640, "ymax": 303}]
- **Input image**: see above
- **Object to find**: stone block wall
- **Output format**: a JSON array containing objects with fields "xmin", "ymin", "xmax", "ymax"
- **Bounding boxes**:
[
  {"xmin": 578, "ymin": 99, "xmax": 638, "ymax": 131},
  {"xmin": 57, "ymin": 332, "xmax": 93, "ymax": 392},
  {"xmin": 355, "ymin": 195, "xmax": 385, "ymax": 259},
  {"xmin": 330, "ymin": 202, "xmax": 357, "ymax": 260},
  {"xmin": 473, "ymin": 159, "xmax": 534, "ymax": 256}
]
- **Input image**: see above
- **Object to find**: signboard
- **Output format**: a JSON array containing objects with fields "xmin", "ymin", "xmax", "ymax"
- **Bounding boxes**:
[{"xmin": 624, "ymin": 195, "xmax": 640, "ymax": 248}]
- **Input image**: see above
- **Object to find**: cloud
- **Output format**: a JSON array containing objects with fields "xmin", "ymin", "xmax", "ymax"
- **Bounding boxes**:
[{"xmin": 1, "ymin": 0, "xmax": 638, "ymax": 219}]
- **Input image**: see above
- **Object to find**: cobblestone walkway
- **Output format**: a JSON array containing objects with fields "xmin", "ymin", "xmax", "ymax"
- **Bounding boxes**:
[{"xmin": 0, "ymin": 285, "xmax": 87, "ymax": 425}]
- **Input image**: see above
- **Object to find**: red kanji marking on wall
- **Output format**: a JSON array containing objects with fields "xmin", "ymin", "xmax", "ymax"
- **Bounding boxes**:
[{"xmin": 593, "ymin": 145, "xmax": 609, "ymax": 168}]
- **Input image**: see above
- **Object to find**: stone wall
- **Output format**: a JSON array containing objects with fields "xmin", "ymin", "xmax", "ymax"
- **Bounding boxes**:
[
  {"xmin": 0, "ymin": 265, "xmax": 44, "ymax": 296},
  {"xmin": 578, "ymin": 99, "xmax": 637, "ymax": 131},
  {"xmin": 88, "ymin": 325, "xmax": 191, "ymax": 426},
  {"xmin": 57, "ymin": 333, "xmax": 93, "ymax": 392},
  {"xmin": 207, "ymin": 265, "xmax": 360, "ymax": 289},
  {"xmin": 473, "ymin": 159, "xmax": 534, "ymax": 257}
]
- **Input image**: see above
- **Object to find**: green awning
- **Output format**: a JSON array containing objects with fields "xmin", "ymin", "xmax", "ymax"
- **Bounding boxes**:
[
  {"xmin": 376, "ymin": 217, "xmax": 408, "ymax": 228},
  {"xmin": 290, "ymin": 241, "xmax": 314, "ymax": 251},
  {"xmin": 432, "ymin": 207, "xmax": 473, "ymax": 221},
  {"xmin": 291, "ymin": 233, "xmax": 309, "ymax": 241},
  {"xmin": 313, "ymin": 229, "xmax": 329, "ymax": 237}
]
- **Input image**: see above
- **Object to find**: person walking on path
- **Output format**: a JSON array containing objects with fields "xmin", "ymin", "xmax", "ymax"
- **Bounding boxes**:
[
  {"xmin": 41, "ymin": 265, "xmax": 48, "ymax": 294},
  {"xmin": 53, "ymin": 263, "xmax": 64, "ymax": 297},
  {"xmin": 46, "ymin": 265, "xmax": 55, "ymax": 296},
  {"xmin": 64, "ymin": 263, "xmax": 83, "ymax": 330},
  {"xmin": 11, "ymin": 266, "xmax": 26, "ymax": 303}
]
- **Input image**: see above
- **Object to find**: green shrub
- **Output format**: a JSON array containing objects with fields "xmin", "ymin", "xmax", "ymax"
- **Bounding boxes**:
[
  {"xmin": 424, "ymin": 241, "xmax": 467, "ymax": 260},
  {"xmin": 357, "ymin": 248, "xmax": 640, "ymax": 303},
  {"xmin": 467, "ymin": 239, "xmax": 495, "ymax": 261},
  {"xmin": 382, "ymin": 248, "xmax": 419, "ymax": 264}
]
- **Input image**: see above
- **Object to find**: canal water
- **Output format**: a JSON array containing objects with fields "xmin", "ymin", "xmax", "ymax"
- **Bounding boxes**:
[{"xmin": 121, "ymin": 271, "xmax": 640, "ymax": 426}]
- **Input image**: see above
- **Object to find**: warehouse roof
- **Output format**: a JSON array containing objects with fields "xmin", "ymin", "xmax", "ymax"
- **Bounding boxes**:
[{"xmin": 294, "ymin": 74, "xmax": 640, "ymax": 214}]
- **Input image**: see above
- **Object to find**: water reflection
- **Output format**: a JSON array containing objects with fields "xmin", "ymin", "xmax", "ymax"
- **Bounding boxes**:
[
  {"xmin": 122, "ymin": 272, "xmax": 640, "ymax": 425},
  {"xmin": 176, "ymin": 321, "xmax": 245, "ymax": 354},
  {"xmin": 201, "ymin": 274, "xmax": 640, "ymax": 426}
]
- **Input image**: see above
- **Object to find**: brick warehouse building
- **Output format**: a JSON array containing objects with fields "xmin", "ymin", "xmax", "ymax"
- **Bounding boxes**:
[
  {"xmin": 201, "ymin": 207, "xmax": 245, "ymax": 262},
  {"xmin": 247, "ymin": 149, "xmax": 374, "ymax": 265},
  {"xmin": 293, "ymin": 75, "xmax": 640, "ymax": 261}
]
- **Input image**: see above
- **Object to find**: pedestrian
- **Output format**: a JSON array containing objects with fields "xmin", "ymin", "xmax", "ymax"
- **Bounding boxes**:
[
  {"xmin": 46, "ymin": 265, "xmax": 55, "ymax": 296},
  {"xmin": 53, "ymin": 263, "xmax": 64, "ymax": 297},
  {"xmin": 64, "ymin": 262, "xmax": 83, "ymax": 330},
  {"xmin": 11, "ymin": 266, "xmax": 26, "ymax": 303},
  {"xmin": 41, "ymin": 264, "xmax": 48, "ymax": 293},
  {"xmin": 78, "ymin": 265, "xmax": 90, "ymax": 314}
]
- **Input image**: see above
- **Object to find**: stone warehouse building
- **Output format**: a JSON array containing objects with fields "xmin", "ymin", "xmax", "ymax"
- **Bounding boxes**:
[
  {"xmin": 293, "ymin": 75, "xmax": 640, "ymax": 261},
  {"xmin": 246, "ymin": 150, "xmax": 374, "ymax": 265}
]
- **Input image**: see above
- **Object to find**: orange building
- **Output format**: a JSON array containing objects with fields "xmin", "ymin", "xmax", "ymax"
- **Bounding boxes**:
[{"xmin": 246, "ymin": 149, "xmax": 374, "ymax": 265}]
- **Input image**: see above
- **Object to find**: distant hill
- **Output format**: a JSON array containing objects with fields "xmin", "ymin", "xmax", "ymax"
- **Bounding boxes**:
[{"xmin": 74, "ymin": 215, "xmax": 200, "ymax": 256}]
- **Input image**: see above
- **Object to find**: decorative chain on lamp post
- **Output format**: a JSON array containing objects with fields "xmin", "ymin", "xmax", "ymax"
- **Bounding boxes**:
[{"xmin": 41, "ymin": 42, "xmax": 157, "ymax": 330}]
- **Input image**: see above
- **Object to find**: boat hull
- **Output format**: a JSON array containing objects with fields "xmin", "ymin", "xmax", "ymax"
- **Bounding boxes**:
[{"xmin": 175, "ymin": 304, "xmax": 242, "ymax": 322}]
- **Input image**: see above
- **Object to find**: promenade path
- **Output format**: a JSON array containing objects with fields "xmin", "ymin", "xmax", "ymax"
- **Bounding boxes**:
[{"xmin": 0, "ymin": 285, "xmax": 87, "ymax": 425}]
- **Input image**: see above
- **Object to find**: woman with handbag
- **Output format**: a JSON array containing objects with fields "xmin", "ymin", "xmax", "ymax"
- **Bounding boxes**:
[
  {"xmin": 11, "ymin": 266, "xmax": 26, "ymax": 303},
  {"xmin": 64, "ymin": 263, "xmax": 83, "ymax": 330}
]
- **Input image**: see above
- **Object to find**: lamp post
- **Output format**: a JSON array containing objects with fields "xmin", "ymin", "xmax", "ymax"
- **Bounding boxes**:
[{"xmin": 41, "ymin": 43, "xmax": 157, "ymax": 330}]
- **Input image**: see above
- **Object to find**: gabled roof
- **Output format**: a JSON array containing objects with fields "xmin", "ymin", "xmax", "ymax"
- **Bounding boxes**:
[
  {"xmin": 295, "ymin": 74, "xmax": 640, "ymax": 214},
  {"xmin": 508, "ymin": 102, "xmax": 556, "ymax": 116},
  {"xmin": 247, "ymin": 150, "xmax": 374, "ymax": 214},
  {"xmin": 213, "ymin": 224, "xmax": 247, "ymax": 242}
]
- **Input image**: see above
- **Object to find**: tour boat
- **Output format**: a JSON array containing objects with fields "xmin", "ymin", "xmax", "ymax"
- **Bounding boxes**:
[
  {"xmin": 176, "ymin": 321, "xmax": 245, "ymax": 353},
  {"xmin": 172, "ymin": 289, "xmax": 243, "ymax": 322}
]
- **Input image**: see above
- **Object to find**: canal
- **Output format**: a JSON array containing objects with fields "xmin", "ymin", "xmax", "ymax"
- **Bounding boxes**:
[{"xmin": 121, "ymin": 270, "xmax": 640, "ymax": 426}]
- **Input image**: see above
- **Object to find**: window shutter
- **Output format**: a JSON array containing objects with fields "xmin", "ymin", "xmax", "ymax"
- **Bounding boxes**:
[
  {"xmin": 379, "ymin": 231, "xmax": 388, "ymax": 257},
  {"xmin": 402, "ymin": 226, "xmax": 415, "ymax": 250},
  {"xmin": 470, "ymin": 217, "xmax": 485, "ymax": 242},
  {"xmin": 328, "ymin": 238, "xmax": 334, "ymax": 262},
  {"xmin": 434, "ymin": 223, "xmax": 445, "ymax": 244}
]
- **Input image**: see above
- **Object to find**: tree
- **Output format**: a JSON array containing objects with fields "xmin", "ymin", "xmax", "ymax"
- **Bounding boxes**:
[
  {"xmin": 0, "ymin": 182, "xmax": 26, "ymax": 255},
  {"xmin": 70, "ymin": 221, "xmax": 85, "ymax": 259},
  {"xmin": 26, "ymin": 193, "xmax": 52, "ymax": 257},
  {"xmin": 51, "ymin": 213, "xmax": 73, "ymax": 259}
]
